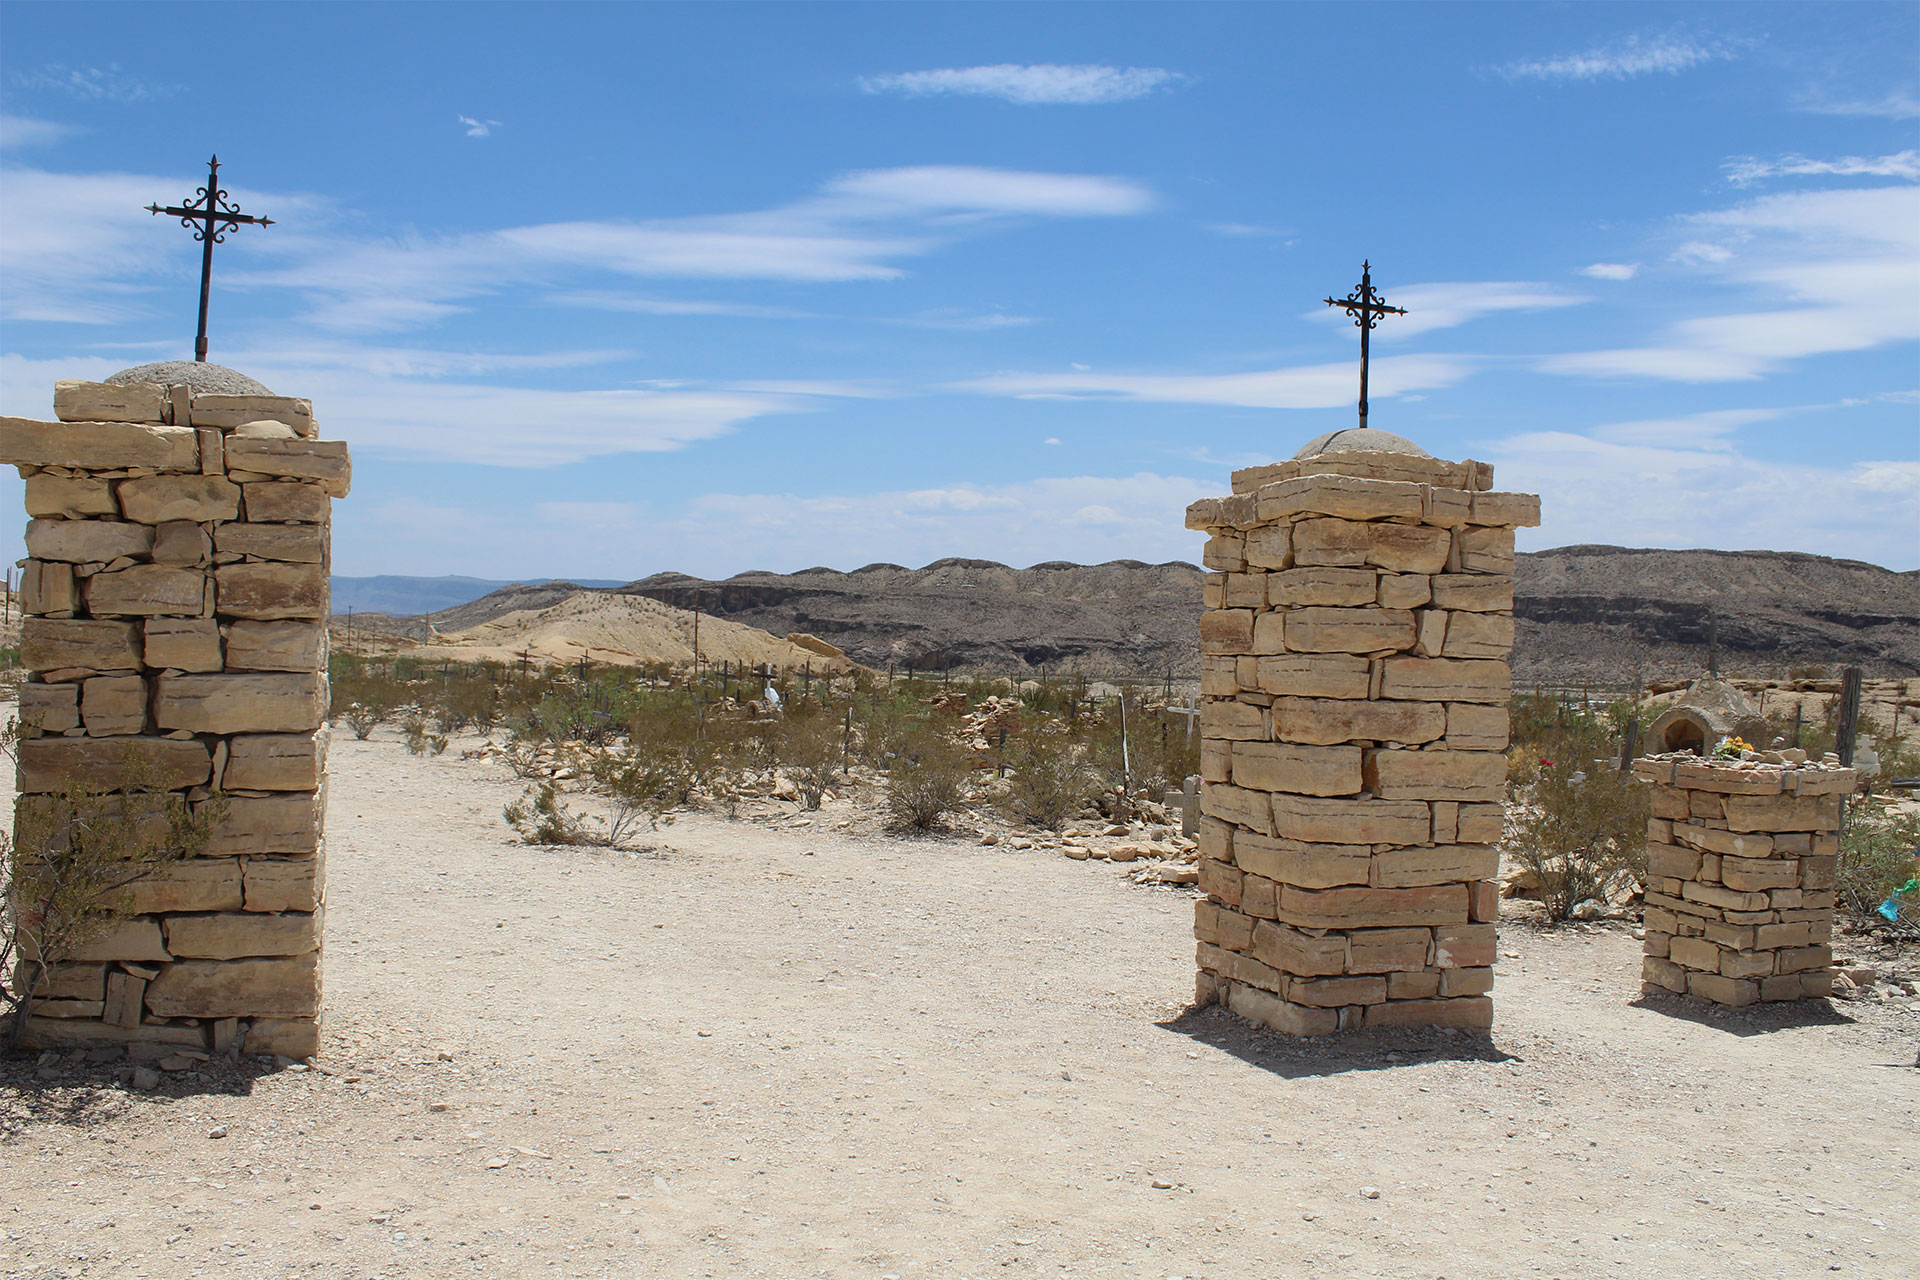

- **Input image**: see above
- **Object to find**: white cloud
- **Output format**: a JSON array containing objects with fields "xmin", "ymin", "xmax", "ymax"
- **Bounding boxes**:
[
  {"xmin": 1546, "ymin": 185, "xmax": 1920, "ymax": 381},
  {"xmin": 544, "ymin": 291, "xmax": 820, "ymax": 320},
  {"xmin": 8, "ymin": 63, "xmax": 178, "ymax": 103},
  {"xmin": 859, "ymin": 64, "xmax": 1181, "ymax": 105},
  {"xmin": 894, "ymin": 308, "xmax": 1036, "ymax": 331},
  {"xmin": 1725, "ymin": 150, "xmax": 1920, "ymax": 187},
  {"xmin": 960, "ymin": 353, "xmax": 1475, "ymax": 409},
  {"xmin": 1491, "ymin": 420, "xmax": 1920, "ymax": 570},
  {"xmin": 817, "ymin": 165, "xmax": 1153, "ymax": 218},
  {"xmin": 1580, "ymin": 262, "xmax": 1640, "ymax": 280},
  {"xmin": 1207, "ymin": 222, "xmax": 1289, "ymax": 238},
  {"xmin": 0, "ymin": 115, "xmax": 73, "ymax": 149},
  {"xmin": 1799, "ymin": 91, "xmax": 1920, "ymax": 121},
  {"xmin": 457, "ymin": 115, "xmax": 500, "ymax": 138},
  {"xmin": 1500, "ymin": 33, "xmax": 1740, "ymax": 82},
  {"xmin": 1320, "ymin": 280, "xmax": 1584, "ymax": 338}
]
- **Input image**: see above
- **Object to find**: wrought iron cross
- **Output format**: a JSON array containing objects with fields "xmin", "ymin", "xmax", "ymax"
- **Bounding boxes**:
[
  {"xmin": 146, "ymin": 155, "xmax": 273, "ymax": 362},
  {"xmin": 1324, "ymin": 260, "xmax": 1406, "ymax": 428}
]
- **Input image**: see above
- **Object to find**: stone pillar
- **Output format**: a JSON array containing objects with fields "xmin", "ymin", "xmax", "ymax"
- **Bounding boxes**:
[
  {"xmin": 1633, "ymin": 752, "xmax": 1850, "ymax": 1005},
  {"xmin": 1184, "ymin": 429, "xmax": 1538, "ymax": 1035},
  {"xmin": 4, "ymin": 368, "xmax": 348, "ymax": 1060}
]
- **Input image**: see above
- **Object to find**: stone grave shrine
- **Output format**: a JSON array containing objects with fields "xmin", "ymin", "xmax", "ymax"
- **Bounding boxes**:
[
  {"xmin": 3, "ymin": 363, "xmax": 348, "ymax": 1060},
  {"xmin": 1633, "ymin": 752, "xmax": 1850, "ymax": 1006},
  {"xmin": 1185, "ymin": 427, "xmax": 1539, "ymax": 1035}
]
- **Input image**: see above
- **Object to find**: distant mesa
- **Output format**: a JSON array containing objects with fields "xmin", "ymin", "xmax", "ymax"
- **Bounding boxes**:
[
  {"xmin": 106, "ymin": 361, "xmax": 273, "ymax": 396},
  {"xmin": 1292, "ymin": 426, "xmax": 1431, "ymax": 459}
]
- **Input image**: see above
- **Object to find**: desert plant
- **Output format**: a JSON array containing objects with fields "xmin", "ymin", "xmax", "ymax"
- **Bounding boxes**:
[
  {"xmin": 503, "ymin": 782, "xmax": 604, "ymax": 846},
  {"xmin": 1836, "ymin": 799, "xmax": 1920, "ymax": 931},
  {"xmin": 1002, "ymin": 733, "xmax": 1093, "ymax": 830},
  {"xmin": 1502, "ymin": 745, "xmax": 1650, "ymax": 921},
  {"xmin": 1, "ymin": 728, "xmax": 226, "ymax": 1050},
  {"xmin": 773, "ymin": 713, "xmax": 844, "ymax": 811},
  {"xmin": 886, "ymin": 732, "xmax": 972, "ymax": 830}
]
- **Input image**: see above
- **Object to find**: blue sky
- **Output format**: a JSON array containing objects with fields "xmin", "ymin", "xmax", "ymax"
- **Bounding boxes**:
[{"xmin": 2, "ymin": 1, "xmax": 1915, "ymax": 578}]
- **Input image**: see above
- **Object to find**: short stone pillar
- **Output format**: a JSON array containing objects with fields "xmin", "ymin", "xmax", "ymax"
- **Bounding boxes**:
[
  {"xmin": 1633, "ymin": 752, "xmax": 1850, "ymax": 1005},
  {"xmin": 4, "ymin": 365, "xmax": 348, "ymax": 1059},
  {"xmin": 1185, "ymin": 428, "xmax": 1538, "ymax": 1035}
]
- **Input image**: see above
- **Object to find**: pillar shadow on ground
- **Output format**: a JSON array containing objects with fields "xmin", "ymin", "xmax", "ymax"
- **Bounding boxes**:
[
  {"xmin": 1157, "ymin": 1003, "xmax": 1519, "ymax": 1080},
  {"xmin": 0, "ymin": 1052, "xmax": 288, "ymax": 1131},
  {"xmin": 1627, "ymin": 989, "xmax": 1855, "ymax": 1037}
]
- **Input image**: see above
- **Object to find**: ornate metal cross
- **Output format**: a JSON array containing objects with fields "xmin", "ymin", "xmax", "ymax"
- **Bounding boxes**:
[
  {"xmin": 147, "ymin": 155, "xmax": 273, "ymax": 362},
  {"xmin": 1324, "ymin": 260, "xmax": 1406, "ymax": 428}
]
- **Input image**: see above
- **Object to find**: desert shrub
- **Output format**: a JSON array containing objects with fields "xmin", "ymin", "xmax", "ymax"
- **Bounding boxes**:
[
  {"xmin": 1836, "ymin": 799, "xmax": 1920, "ymax": 931},
  {"xmin": 1, "ymin": 729, "xmax": 226, "ymax": 1049},
  {"xmin": 1002, "ymin": 733, "xmax": 1093, "ymax": 830},
  {"xmin": 886, "ymin": 732, "xmax": 972, "ymax": 830},
  {"xmin": 773, "ymin": 712, "xmax": 844, "ymax": 811},
  {"xmin": 401, "ymin": 714, "xmax": 447, "ymax": 756},
  {"xmin": 1502, "ymin": 743, "xmax": 1650, "ymax": 922},
  {"xmin": 503, "ymin": 782, "xmax": 605, "ymax": 846}
]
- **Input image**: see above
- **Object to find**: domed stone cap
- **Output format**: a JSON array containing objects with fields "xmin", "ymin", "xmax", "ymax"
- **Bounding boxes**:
[
  {"xmin": 1292, "ymin": 426, "xmax": 1431, "ymax": 459},
  {"xmin": 105, "ymin": 361, "xmax": 272, "ymax": 396}
]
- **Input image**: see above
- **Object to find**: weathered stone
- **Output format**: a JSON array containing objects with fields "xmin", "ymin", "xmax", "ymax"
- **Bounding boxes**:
[
  {"xmin": 83, "ymin": 565, "xmax": 207, "ymax": 616},
  {"xmin": 1201, "ymin": 783, "xmax": 1273, "ymax": 835},
  {"xmin": 24, "ymin": 517, "xmax": 153, "ymax": 564},
  {"xmin": 1672, "ymin": 823, "xmax": 1775, "ymax": 858},
  {"xmin": 189, "ymin": 394, "xmax": 314, "ymax": 435},
  {"xmin": 1251, "ymin": 919, "xmax": 1348, "ymax": 976},
  {"xmin": 224, "ymin": 619, "xmax": 325, "ymax": 672},
  {"xmin": 26, "ymin": 963, "xmax": 105, "ymax": 1002},
  {"xmin": 1201, "ymin": 698, "xmax": 1266, "ymax": 741},
  {"xmin": 63, "ymin": 918, "xmax": 171, "ymax": 963},
  {"xmin": 19, "ymin": 1017, "xmax": 205, "ymax": 1052},
  {"xmin": 1412, "ymin": 609, "xmax": 1448, "ymax": 657},
  {"xmin": 1647, "ymin": 842, "xmax": 1703, "ymax": 881},
  {"xmin": 1279, "ymin": 883, "xmax": 1469, "ymax": 929},
  {"xmin": 1293, "ymin": 517, "xmax": 1452, "ymax": 574},
  {"xmin": 1724, "ymin": 792, "xmax": 1842, "ymax": 833},
  {"xmin": 1444, "ymin": 702, "xmax": 1509, "ymax": 751},
  {"xmin": 1346, "ymin": 927, "xmax": 1433, "ymax": 973},
  {"xmin": 25, "ymin": 474, "xmax": 117, "ymax": 518},
  {"xmin": 144, "ymin": 617, "xmax": 223, "ymax": 672},
  {"xmin": 1455, "ymin": 526, "xmax": 1514, "ymax": 575},
  {"xmin": 1363, "ymin": 996, "xmax": 1493, "ymax": 1030},
  {"xmin": 1366, "ymin": 748, "xmax": 1506, "ymax": 802},
  {"xmin": 153, "ymin": 672, "xmax": 325, "ymax": 733},
  {"xmin": 124, "ymin": 859, "xmax": 244, "ymax": 913},
  {"xmin": 1254, "ymin": 653, "xmax": 1372, "ymax": 700},
  {"xmin": 1266, "ymin": 567, "xmax": 1375, "ymax": 608},
  {"xmin": 1438, "ymin": 967, "xmax": 1496, "ymax": 996},
  {"xmin": 1375, "ymin": 574, "xmax": 1431, "ymax": 610},
  {"xmin": 1227, "ymin": 982, "xmax": 1339, "ymax": 1036},
  {"xmin": 1282, "ymin": 606, "xmax": 1416, "ymax": 655},
  {"xmin": 1468, "ymin": 491, "xmax": 1541, "ymax": 527},
  {"xmin": 1243, "ymin": 524, "xmax": 1293, "ymax": 570},
  {"xmin": 15, "ymin": 735, "xmax": 210, "ymax": 792},
  {"xmin": 165, "ymin": 909, "xmax": 320, "ymax": 959},
  {"xmin": 54, "ymin": 380, "xmax": 169, "ymax": 425},
  {"xmin": 1232, "ymin": 832, "xmax": 1371, "ymax": 888},
  {"xmin": 1720, "ymin": 855, "xmax": 1800, "ymax": 891},
  {"xmin": 1269, "ymin": 794, "xmax": 1432, "ymax": 845},
  {"xmin": 1432, "ymin": 923, "xmax": 1497, "ymax": 967},
  {"xmin": 242, "ymin": 481, "xmax": 330, "ymax": 523},
  {"xmin": 213, "ymin": 522, "xmax": 326, "ymax": 564},
  {"xmin": 1199, "ymin": 609, "xmax": 1255, "ymax": 655},
  {"xmin": 202, "ymin": 792, "xmax": 323, "ymax": 855},
  {"xmin": 144, "ymin": 953, "xmax": 320, "ymax": 1018},
  {"xmin": 116, "ymin": 475, "xmax": 241, "ymax": 524},
  {"xmin": 151, "ymin": 520, "xmax": 213, "ymax": 565},
  {"xmin": 226, "ymin": 437, "xmax": 349, "ymax": 496},
  {"xmin": 1686, "ymin": 972, "xmax": 1759, "ymax": 1007},
  {"xmin": 81, "ymin": 674, "xmax": 146, "ymax": 735},
  {"xmin": 1370, "ymin": 844, "xmax": 1499, "ymax": 888},
  {"xmin": 21, "ymin": 618, "xmax": 141, "ymax": 672},
  {"xmin": 1378, "ymin": 657, "xmax": 1511, "ymax": 704},
  {"xmin": 242, "ymin": 1016, "xmax": 320, "ymax": 1059},
  {"xmin": 243, "ymin": 853, "xmax": 324, "ymax": 913},
  {"xmin": 1440, "ymin": 612, "xmax": 1514, "ymax": 660},
  {"xmin": 1457, "ymin": 803, "xmax": 1503, "ymax": 844},
  {"xmin": 1230, "ymin": 740, "xmax": 1364, "ymax": 797},
  {"xmin": 1672, "ymin": 761, "xmax": 1784, "ymax": 795},
  {"xmin": 1269, "ymin": 696, "xmax": 1446, "ymax": 745},
  {"xmin": 0, "ymin": 417, "xmax": 198, "ymax": 471},
  {"xmin": 225, "ymin": 731, "xmax": 325, "ymax": 792},
  {"xmin": 102, "ymin": 971, "xmax": 146, "ymax": 1027},
  {"xmin": 1255, "ymin": 473, "xmax": 1425, "ymax": 522},
  {"xmin": 19, "ymin": 559, "xmax": 77, "ymax": 614},
  {"xmin": 1387, "ymin": 970, "xmax": 1442, "ymax": 999},
  {"xmin": 1185, "ymin": 497, "xmax": 1224, "ymax": 530},
  {"xmin": 19, "ymin": 682, "xmax": 80, "ymax": 733},
  {"xmin": 1289, "ymin": 974, "xmax": 1389, "ymax": 1007},
  {"xmin": 1428, "ymin": 574, "xmax": 1512, "ymax": 612},
  {"xmin": 1221, "ymin": 572, "xmax": 1267, "ymax": 609}
]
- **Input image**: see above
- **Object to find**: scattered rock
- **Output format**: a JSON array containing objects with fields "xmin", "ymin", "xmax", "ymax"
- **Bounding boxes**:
[{"xmin": 207, "ymin": 1125, "xmax": 227, "ymax": 1139}]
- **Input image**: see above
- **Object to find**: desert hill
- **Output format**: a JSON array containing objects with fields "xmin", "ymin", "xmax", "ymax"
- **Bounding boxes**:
[{"xmin": 353, "ymin": 546, "xmax": 1919, "ymax": 684}]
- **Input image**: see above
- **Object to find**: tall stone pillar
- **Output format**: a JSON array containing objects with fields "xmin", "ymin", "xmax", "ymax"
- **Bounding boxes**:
[
  {"xmin": 1185, "ymin": 428, "xmax": 1538, "ymax": 1035},
  {"xmin": 4, "ymin": 365, "xmax": 348, "ymax": 1060}
]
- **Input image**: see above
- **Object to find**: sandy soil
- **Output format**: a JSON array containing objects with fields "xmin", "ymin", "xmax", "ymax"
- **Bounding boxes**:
[{"xmin": 3, "ymin": 732, "xmax": 1918, "ymax": 1280}]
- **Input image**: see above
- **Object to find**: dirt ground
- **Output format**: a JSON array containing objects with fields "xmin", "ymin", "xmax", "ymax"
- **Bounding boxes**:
[{"xmin": 3, "ymin": 730, "xmax": 1918, "ymax": 1280}]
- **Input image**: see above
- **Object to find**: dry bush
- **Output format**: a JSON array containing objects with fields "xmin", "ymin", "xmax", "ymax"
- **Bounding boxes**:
[
  {"xmin": 1837, "ymin": 799, "xmax": 1920, "ymax": 932},
  {"xmin": 773, "ymin": 713, "xmax": 844, "ymax": 811},
  {"xmin": 1502, "ymin": 743, "xmax": 1649, "ymax": 921},
  {"xmin": 1002, "ymin": 733, "xmax": 1092, "ymax": 830},
  {"xmin": 503, "ymin": 783, "xmax": 605, "ymax": 847},
  {"xmin": 886, "ymin": 733, "xmax": 972, "ymax": 831}
]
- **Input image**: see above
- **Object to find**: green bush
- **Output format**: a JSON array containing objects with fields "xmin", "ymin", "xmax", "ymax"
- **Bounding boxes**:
[
  {"xmin": 886, "ymin": 732, "xmax": 972, "ymax": 831},
  {"xmin": 1501, "ymin": 699, "xmax": 1649, "ymax": 922},
  {"xmin": 1837, "ymin": 799, "xmax": 1920, "ymax": 931},
  {"xmin": 1002, "ymin": 733, "xmax": 1092, "ymax": 830}
]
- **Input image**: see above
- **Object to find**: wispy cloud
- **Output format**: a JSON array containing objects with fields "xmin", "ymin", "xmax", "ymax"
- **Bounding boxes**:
[
  {"xmin": 546, "ymin": 291, "xmax": 821, "ymax": 320},
  {"xmin": 8, "ymin": 63, "xmax": 178, "ymax": 103},
  {"xmin": 1207, "ymin": 222, "xmax": 1291, "ymax": 239},
  {"xmin": 893, "ymin": 308, "xmax": 1036, "ymax": 331},
  {"xmin": 1724, "ymin": 150, "xmax": 1920, "ymax": 187},
  {"xmin": 859, "ymin": 64, "xmax": 1182, "ymax": 105},
  {"xmin": 1543, "ymin": 185, "xmax": 1920, "ymax": 382},
  {"xmin": 1799, "ymin": 91, "xmax": 1920, "ymax": 120},
  {"xmin": 457, "ymin": 115, "xmax": 501, "ymax": 138},
  {"xmin": 1318, "ymin": 281, "xmax": 1585, "ymax": 339},
  {"xmin": 1499, "ymin": 32, "xmax": 1739, "ymax": 82},
  {"xmin": 1580, "ymin": 262, "xmax": 1640, "ymax": 281},
  {"xmin": 0, "ymin": 115, "xmax": 74, "ymax": 149},
  {"xmin": 959, "ymin": 354, "xmax": 1476, "ymax": 410}
]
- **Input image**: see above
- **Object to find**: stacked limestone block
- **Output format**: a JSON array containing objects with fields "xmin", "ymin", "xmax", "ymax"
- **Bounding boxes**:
[
  {"xmin": 1633, "ymin": 752, "xmax": 1851, "ymax": 1006},
  {"xmin": 1184, "ymin": 440, "xmax": 1539, "ymax": 1035},
  {"xmin": 3, "ymin": 375, "xmax": 348, "ymax": 1060}
]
